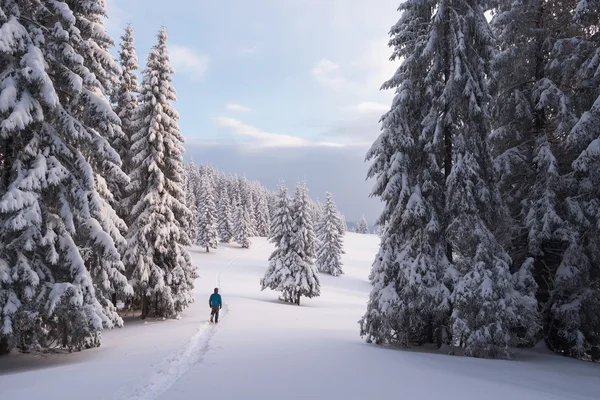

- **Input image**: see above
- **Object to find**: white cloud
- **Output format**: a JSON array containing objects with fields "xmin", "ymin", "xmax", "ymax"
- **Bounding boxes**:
[
  {"xmin": 238, "ymin": 46, "xmax": 258, "ymax": 56},
  {"xmin": 170, "ymin": 45, "xmax": 210, "ymax": 81},
  {"xmin": 310, "ymin": 45, "xmax": 397, "ymax": 98},
  {"xmin": 214, "ymin": 116, "xmax": 342, "ymax": 148},
  {"xmin": 310, "ymin": 59, "xmax": 351, "ymax": 92},
  {"xmin": 299, "ymin": 0, "xmax": 399, "ymax": 99},
  {"xmin": 358, "ymin": 38, "xmax": 399, "ymax": 93},
  {"xmin": 226, "ymin": 104, "xmax": 252, "ymax": 112},
  {"xmin": 322, "ymin": 114, "xmax": 382, "ymax": 142},
  {"xmin": 341, "ymin": 102, "xmax": 389, "ymax": 114}
]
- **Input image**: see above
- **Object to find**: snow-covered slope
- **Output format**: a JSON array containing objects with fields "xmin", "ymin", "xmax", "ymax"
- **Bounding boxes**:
[{"xmin": 0, "ymin": 233, "xmax": 598, "ymax": 400}]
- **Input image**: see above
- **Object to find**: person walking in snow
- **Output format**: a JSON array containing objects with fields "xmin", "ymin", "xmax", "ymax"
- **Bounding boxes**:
[{"xmin": 209, "ymin": 288, "xmax": 222, "ymax": 323}]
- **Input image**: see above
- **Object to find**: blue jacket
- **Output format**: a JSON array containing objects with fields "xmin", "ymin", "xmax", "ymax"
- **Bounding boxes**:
[{"xmin": 209, "ymin": 293, "xmax": 222, "ymax": 308}]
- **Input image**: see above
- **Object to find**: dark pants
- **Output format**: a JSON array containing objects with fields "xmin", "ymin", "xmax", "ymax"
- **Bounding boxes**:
[{"xmin": 210, "ymin": 306, "xmax": 220, "ymax": 322}]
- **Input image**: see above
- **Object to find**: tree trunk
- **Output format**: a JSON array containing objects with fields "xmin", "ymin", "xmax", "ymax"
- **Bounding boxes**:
[
  {"xmin": 0, "ymin": 141, "xmax": 12, "ymax": 355},
  {"xmin": 141, "ymin": 295, "xmax": 149, "ymax": 320},
  {"xmin": 0, "ymin": 337, "xmax": 9, "ymax": 356},
  {"xmin": 62, "ymin": 319, "xmax": 69, "ymax": 349},
  {"xmin": 443, "ymin": 60, "xmax": 453, "ymax": 264},
  {"xmin": 111, "ymin": 293, "xmax": 117, "ymax": 307},
  {"xmin": 1, "ymin": 136, "xmax": 13, "ymax": 191},
  {"xmin": 425, "ymin": 316, "xmax": 434, "ymax": 344}
]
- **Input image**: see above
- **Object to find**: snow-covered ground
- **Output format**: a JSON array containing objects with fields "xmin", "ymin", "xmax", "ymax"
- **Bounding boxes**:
[{"xmin": 1, "ymin": 233, "xmax": 598, "ymax": 400}]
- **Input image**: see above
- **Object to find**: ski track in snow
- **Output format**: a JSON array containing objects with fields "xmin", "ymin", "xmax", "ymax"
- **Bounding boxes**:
[
  {"xmin": 109, "ymin": 243, "xmax": 266, "ymax": 400},
  {"xmin": 109, "ymin": 305, "xmax": 228, "ymax": 400}
]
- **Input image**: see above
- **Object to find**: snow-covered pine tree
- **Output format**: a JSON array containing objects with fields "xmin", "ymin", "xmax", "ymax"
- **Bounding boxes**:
[
  {"xmin": 205, "ymin": 165, "xmax": 217, "ymax": 187},
  {"xmin": 490, "ymin": 0, "xmax": 595, "ymax": 357},
  {"xmin": 284, "ymin": 182, "xmax": 320, "ymax": 305},
  {"xmin": 567, "ymin": 96, "xmax": 600, "ymax": 359},
  {"xmin": 261, "ymin": 182, "xmax": 295, "ymax": 301},
  {"xmin": 217, "ymin": 177, "xmax": 234, "ymax": 243},
  {"xmin": 293, "ymin": 192, "xmax": 318, "ymax": 260},
  {"xmin": 184, "ymin": 162, "xmax": 199, "ymax": 241},
  {"xmin": 196, "ymin": 175, "xmax": 218, "ymax": 252},
  {"xmin": 112, "ymin": 23, "xmax": 140, "ymax": 192},
  {"xmin": 491, "ymin": 0, "xmax": 575, "ymax": 263},
  {"xmin": 307, "ymin": 199, "xmax": 322, "ymax": 251},
  {"xmin": 229, "ymin": 174, "xmax": 241, "ymax": 222},
  {"xmin": 261, "ymin": 189, "xmax": 272, "ymax": 237},
  {"xmin": 123, "ymin": 27, "xmax": 196, "ymax": 319},
  {"xmin": 235, "ymin": 204, "xmax": 252, "ymax": 248},
  {"xmin": 0, "ymin": 0, "xmax": 132, "ymax": 353},
  {"xmin": 253, "ymin": 187, "xmax": 263, "ymax": 235},
  {"xmin": 338, "ymin": 213, "xmax": 348, "ymax": 234},
  {"xmin": 229, "ymin": 174, "xmax": 240, "ymax": 207},
  {"xmin": 422, "ymin": 0, "xmax": 539, "ymax": 358},
  {"xmin": 316, "ymin": 193, "xmax": 344, "ymax": 276},
  {"xmin": 359, "ymin": 0, "xmax": 451, "ymax": 347},
  {"xmin": 548, "ymin": 2, "xmax": 600, "ymax": 358},
  {"xmin": 244, "ymin": 181, "xmax": 258, "ymax": 237},
  {"xmin": 232, "ymin": 176, "xmax": 254, "ymax": 246},
  {"xmin": 70, "ymin": 0, "xmax": 136, "ymax": 326},
  {"xmin": 112, "ymin": 24, "xmax": 140, "ymax": 272},
  {"xmin": 309, "ymin": 199, "xmax": 323, "ymax": 229},
  {"xmin": 267, "ymin": 191, "xmax": 277, "ymax": 223},
  {"xmin": 355, "ymin": 216, "xmax": 369, "ymax": 234},
  {"xmin": 248, "ymin": 191, "xmax": 258, "ymax": 236},
  {"xmin": 251, "ymin": 184, "xmax": 262, "ymax": 233},
  {"xmin": 361, "ymin": 0, "xmax": 540, "ymax": 357},
  {"xmin": 254, "ymin": 188, "xmax": 271, "ymax": 237}
]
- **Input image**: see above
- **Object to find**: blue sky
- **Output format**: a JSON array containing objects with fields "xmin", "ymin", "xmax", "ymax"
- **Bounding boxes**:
[{"xmin": 104, "ymin": 0, "xmax": 400, "ymax": 224}]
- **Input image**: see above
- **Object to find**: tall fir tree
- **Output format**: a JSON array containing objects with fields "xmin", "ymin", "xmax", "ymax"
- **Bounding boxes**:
[
  {"xmin": 308, "ymin": 199, "xmax": 323, "ymax": 252},
  {"xmin": 428, "ymin": 0, "xmax": 538, "ymax": 358},
  {"xmin": 302, "ymin": 197, "xmax": 317, "ymax": 260},
  {"xmin": 235, "ymin": 176, "xmax": 255, "ymax": 236},
  {"xmin": 196, "ymin": 175, "xmax": 218, "ymax": 252},
  {"xmin": 262, "ymin": 190, "xmax": 273, "ymax": 237},
  {"xmin": 261, "ymin": 182, "xmax": 296, "ymax": 301},
  {"xmin": 361, "ymin": 0, "xmax": 538, "ymax": 358},
  {"xmin": 316, "ymin": 193, "xmax": 344, "ymax": 277},
  {"xmin": 235, "ymin": 203, "xmax": 252, "ymax": 249},
  {"xmin": 246, "ymin": 183, "xmax": 258, "ymax": 237},
  {"xmin": 359, "ymin": 0, "xmax": 451, "ymax": 346},
  {"xmin": 338, "ymin": 213, "xmax": 348, "ymax": 234},
  {"xmin": 489, "ymin": 0, "xmax": 574, "ymax": 343},
  {"xmin": 491, "ymin": 0, "xmax": 598, "ymax": 357},
  {"xmin": 567, "ymin": 96, "xmax": 600, "ymax": 357},
  {"xmin": 184, "ymin": 162, "xmax": 199, "ymax": 242},
  {"xmin": 285, "ymin": 182, "xmax": 320, "ymax": 305},
  {"xmin": 355, "ymin": 216, "xmax": 369, "ymax": 234},
  {"xmin": 552, "ymin": 0, "xmax": 600, "ymax": 357},
  {"xmin": 229, "ymin": 174, "xmax": 240, "ymax": 208},
  {"xmin": 0, "ymin": 0, "xmax": 132, "ymax": 353},
  {"xmin": 112, "ymin": 23, "xmax": 140, "ymax": 191},
  {"xmin": 112, "ymin": 24, "xmax": 140, "ymax": 275},
  {"xmin": 217, "ymin": 177, "xmax": 234, "ymax": 243},
  {"xmin": 267, "ymin": 191, "xmax": 277, "ymax": 223},
  {"xmin": 309, "ymin": 200, "xmax": 324, "ymax": 231},
  {"xmin": 254, "ymin": 188, "xmax": 271, "ymax": 237},
  {"xmin": 123, "ymin": 27, "xmax": 196, "ymax": 319},
  {"xmin": 71, "ymin": 0, "xmax": 134, "ymax": 325}
]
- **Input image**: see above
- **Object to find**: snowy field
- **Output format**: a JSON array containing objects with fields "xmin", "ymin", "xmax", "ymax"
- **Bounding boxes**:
[{"xmin": 0, "ymin": 233, "xmax": 598, "ymax": 400}]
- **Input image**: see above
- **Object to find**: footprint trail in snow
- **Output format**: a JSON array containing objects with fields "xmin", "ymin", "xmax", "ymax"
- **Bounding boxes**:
[{"xmin": 110, "ymin": 305, "xmax": 228, "ymax": 400}]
